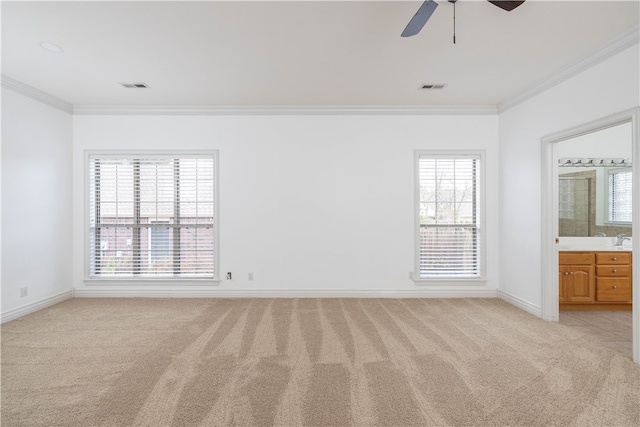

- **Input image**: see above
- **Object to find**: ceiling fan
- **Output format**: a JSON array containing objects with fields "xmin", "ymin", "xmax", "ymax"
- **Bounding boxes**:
[{"xmin": 401, "ymin": 0, "xmax": 525, "ymax": 38}]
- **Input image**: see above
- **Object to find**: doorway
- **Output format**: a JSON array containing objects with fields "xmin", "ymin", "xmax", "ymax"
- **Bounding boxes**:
[{"xmin": 541, "ymin": 108, "xmax": 640, "ymax": 364}]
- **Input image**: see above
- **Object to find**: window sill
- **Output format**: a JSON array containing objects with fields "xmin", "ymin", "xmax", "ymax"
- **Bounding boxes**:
[
  {"xmin": 413, "ymin": 277, "xmax": 487, "ymax": 286},
  {"xmin": 84, "ymin": 278, "xmax": 220, "ymax": 286}
]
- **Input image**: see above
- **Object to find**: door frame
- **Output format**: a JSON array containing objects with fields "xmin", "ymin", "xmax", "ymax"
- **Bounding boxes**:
[{"xmin": 541, "ymin": 107, "xmax": 640, "ymax": 364}]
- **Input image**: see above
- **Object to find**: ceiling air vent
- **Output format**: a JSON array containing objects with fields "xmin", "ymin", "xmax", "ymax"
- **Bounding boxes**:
[
  {"xmin": 420, "ymin": 84, "xmax": 447, "ymax": 90},
  {"xmin": 120, "ymin": 82, "xmax": 149, "ymax": 89}
]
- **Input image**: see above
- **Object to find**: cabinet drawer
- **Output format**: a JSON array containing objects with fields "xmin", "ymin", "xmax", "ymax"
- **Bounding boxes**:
[
  {"xmin": 559, "ymin": 253, "xmax": 593, "ymax": 265},
  {"xmin": 595, "ymin": 252, "xmax": 630, "ymax": 265},
  {"xmin": 596, "ymin": 278, "xmax": 631, "ymax": 302},
  {"xmin": 595, "ymin": 265, "xmax": 631, "ymax": 277}
]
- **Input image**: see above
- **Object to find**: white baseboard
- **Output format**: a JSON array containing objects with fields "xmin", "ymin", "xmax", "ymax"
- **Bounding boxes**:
[
  {"xmin": 498, "ymin": 290, "xmax": 542, "ymax": 318},
  {"xmin": 1, "ymin": 290, "xmax": 74, "ymax": 323},
  {"xmin": 73, "ymin": 288, "xmax": 499, "ymax": 299}
]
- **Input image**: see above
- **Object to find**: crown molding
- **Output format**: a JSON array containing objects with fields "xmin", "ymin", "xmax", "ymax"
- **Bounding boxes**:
[
  {"xmin": 498, "ymin": 24, "xmax": 640, "ymax": 114},
  {"xmin": 1, "ymin": 75, "xmax": 73, "ymax": 114},
  {"xmin": 72, "ymin": 104, "xmax": 498, "ymax": 116}
]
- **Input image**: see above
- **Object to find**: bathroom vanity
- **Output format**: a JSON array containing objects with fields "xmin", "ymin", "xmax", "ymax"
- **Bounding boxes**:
[{"xmin": 558, "ymin": 238, "xmax": 632, "ymax": 310}]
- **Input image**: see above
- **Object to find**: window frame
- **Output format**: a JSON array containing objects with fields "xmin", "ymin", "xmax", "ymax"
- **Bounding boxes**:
[
  {"xmin": 605, "ymin": 167, "xmax": 633, "ymax": 226},
  {"xmin": 84, "ymin": 150, "xmax": 220, "ymax": 284},
  {"xmin": 413, "ymin": 150, "xmax": 486, "ymax": 284}
]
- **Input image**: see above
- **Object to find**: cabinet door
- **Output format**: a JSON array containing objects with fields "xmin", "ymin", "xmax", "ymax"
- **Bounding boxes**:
[{"xmin": 566, "ymin": 265, "xmax": 595, "ymax": 303}]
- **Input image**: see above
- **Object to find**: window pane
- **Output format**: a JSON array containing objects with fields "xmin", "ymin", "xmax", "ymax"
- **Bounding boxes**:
[
  {"xmin": 609, "ymin": 170, "xmax": 632, "ymax": 222},
  {"xmin": 88, "ymin": 155, "xmax": 216, "ymax": 279},
  {"xmin": 417, "ymin": 155, "xmax": 482, "ymax": 278}
]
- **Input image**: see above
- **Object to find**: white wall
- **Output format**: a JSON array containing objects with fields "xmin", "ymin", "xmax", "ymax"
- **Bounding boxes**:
[
  {"xmin": 558, "ymin": 121, "xmax": 632, "ymax": 158},
  {"xmin": 499, "ymin": 44, "xmax": 640, "ymax": 309},
  {"xmin": 1, "ymin": 89, "xmax": 73, "ymax": 313},
  {"xmin": 73, "ymin": 114, "xmax": 499, "ymax": 296}
]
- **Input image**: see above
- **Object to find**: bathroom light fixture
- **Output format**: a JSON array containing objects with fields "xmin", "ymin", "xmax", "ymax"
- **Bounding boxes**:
[
  {"xmin": 38, "ymin": 41, "xmax": 64, "ymax": 53},
  {"xmin": 558, "ymin": 158, "xmax": 632, "ymax": 167}
]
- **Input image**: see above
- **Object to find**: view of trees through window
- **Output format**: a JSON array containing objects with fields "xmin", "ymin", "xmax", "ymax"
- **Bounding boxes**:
[{"xmin": 418, "ymin": 155, "xmax": 481, "ymax": 278}]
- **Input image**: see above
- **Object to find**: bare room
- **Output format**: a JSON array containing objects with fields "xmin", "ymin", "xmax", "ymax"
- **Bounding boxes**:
[{"xmin": 2, "ymin": 1, "xmax": 639, "ymax": 425}]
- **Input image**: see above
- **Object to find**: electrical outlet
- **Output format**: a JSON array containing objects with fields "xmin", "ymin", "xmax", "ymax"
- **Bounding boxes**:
[
  {"xmin": 226, "ymin": 272, "xmax": 232, "ymax": 280},
  {"xmin": 248, "ymin": 272, "xmax": 254, "ymax": 281},
  {"xmin": 20, "ymin": 287, "xmax": 28, "ymax": 297}
]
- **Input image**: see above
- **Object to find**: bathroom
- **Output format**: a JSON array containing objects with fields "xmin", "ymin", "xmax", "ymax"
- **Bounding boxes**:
[{"xmin": 556, "ymin": 121, "xmax": 633, "ymax": 356}]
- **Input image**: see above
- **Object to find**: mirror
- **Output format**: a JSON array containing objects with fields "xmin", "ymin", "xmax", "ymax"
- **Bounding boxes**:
[{"xmin": 558, "ymin": 122, "xmax": 632, "ymax": 237}]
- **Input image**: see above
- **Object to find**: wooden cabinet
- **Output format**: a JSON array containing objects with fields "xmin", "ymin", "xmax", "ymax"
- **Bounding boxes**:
[
  {"xmin": 558, "ymin": 253, "xmax": 594, "ymax": 303},
  {"xmin": 595, "ymin": 252, "xmax": 632, "ymax": 303},
  {"xmin": 560, "ymin": 251, "xmax": 632, "ymax": 310}
]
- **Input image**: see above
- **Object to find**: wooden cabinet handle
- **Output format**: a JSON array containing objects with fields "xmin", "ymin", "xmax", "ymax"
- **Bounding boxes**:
[
  {"xmin": 613, "ymin": 269, "xmax": 618, "ymax": 273},
  {"xmin": 613, "ymin": 285, "xmax": 618, "ymax": 289},
  {"xmin": 613, "ymin": 257, "xmax": 618, "ymax": 261}
]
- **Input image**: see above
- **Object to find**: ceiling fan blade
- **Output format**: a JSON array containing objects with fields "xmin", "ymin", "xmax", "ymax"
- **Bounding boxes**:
[
  {"xmin": 401, "ymin": 0, "xmax": 439, "ymax": 37},
  {"xmin": 487, "ymin": 1, "xmax": 525, "ymax": 12}
]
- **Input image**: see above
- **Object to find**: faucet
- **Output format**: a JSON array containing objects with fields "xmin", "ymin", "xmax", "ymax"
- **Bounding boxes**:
[{"xmin": 615, "ymin": 234, "xmax": 631, "ymax": 246}]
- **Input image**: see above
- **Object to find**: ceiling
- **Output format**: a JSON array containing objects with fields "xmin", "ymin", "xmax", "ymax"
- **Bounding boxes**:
[{"xmin": 2, "ymin": 1, "xmax": 639, "ymax": 108}]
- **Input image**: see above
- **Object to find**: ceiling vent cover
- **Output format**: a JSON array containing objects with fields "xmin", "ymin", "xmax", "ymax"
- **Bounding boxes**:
[
  {"xmin": 420, "ymin": 84, "xmax": 447, "ymax": 90},
  {"xmin": 120, "ymin": 82, "xmax": 149, "ymax": 89}
]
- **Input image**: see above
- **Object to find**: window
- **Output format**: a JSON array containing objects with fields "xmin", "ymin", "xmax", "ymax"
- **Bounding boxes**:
[
  {"xmin": 88, "ymin": 153, "xmax": 217, "ymax": 280},
  {"xmin": 608, "ymin": 169, "xmax": 632, "ymax": 223},
  {"xmin": 416, "ymin": 152, "xmax": 484, "ymax": 280}
]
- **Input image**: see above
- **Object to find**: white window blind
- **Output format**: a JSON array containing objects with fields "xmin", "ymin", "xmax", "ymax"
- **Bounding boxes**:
[
  {"xmin": 417, "ymin": 153, "xmax": 483, "ymax": 279},
  {"xmin": 88, "ymin": 154, "xmax": 216, "ymax": 279},
  {"xmin": 608, "ymin": 169, "xmax": 632, "ymax": 223}
]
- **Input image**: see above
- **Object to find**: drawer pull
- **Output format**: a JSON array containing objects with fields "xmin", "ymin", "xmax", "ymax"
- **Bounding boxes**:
[
  {"xmin": 564, "ymin": 272, "xmax": 569, "ymax": 275},
  {"xmin": 613, "ymin": 257, "xmax": 618, "ymax": 261},
  {"xmin": 570, "ymin": 272, "xmax": 574, "ymax": 275},
  {"xmin": 613, "ymin": 285, "xmax": 618, "ymax": 289},
  {"xmin": 613, "ymin": 269, "xmax": 618, "ymax": 273}
]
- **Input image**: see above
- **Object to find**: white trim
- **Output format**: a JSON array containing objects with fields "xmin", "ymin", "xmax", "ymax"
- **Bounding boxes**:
[
  {"xmin": 84, "ymin": 279, "xmax": 220, "ymax": 286},
  {"xmin": 1, "ymin": 75, "xmax": 73, "ymax": 114},
  {"xmin": 73, "ymin": 288, "xmax": 499, "ymax": 298},
  {"xmin": 1, "ymin": 291, "xmax": 73, "ymax": 324},
  {"xmin": 498, "ymin": 290, "xmax": 542, "ymax": 318},
  {"xmin": 72, "ymin": 105, "xmax": 498, "ymax": 116},
  {"xmin": 632, "ymin": 107, "xmax": 640, "ymax": 364},
  {"xmin": 541, "ymin": 107, "xmax": 640, "ymax": 364},
  {"xmin": 499, "ymin": 24, "xmax": 640, "ymax": 113},
  {"xmin": 541, "ymin": 134, "xmax": 560, "ymax": 322}
]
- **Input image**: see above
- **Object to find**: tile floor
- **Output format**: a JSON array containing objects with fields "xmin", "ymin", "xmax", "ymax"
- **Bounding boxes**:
[{"xmin": 560, "ymin": 310, "xmax": 633, "ymax": 358}]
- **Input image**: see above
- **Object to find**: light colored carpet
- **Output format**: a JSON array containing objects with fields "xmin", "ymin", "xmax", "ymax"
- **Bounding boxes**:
[{"xmin": 1, "ymin": 298, "xmax": 639, "ymax": 426}]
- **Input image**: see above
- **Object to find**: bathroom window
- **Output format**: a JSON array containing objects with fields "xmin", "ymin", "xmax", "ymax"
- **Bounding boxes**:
[
  {"xmin": 607, "ymin": 169, "xmax": 632, "ymax": 223},
  {"xmin": 415, "ymin": 151, "xmax": 484, "ymax": 280},
  {"xmin": 87, "ymin": 152, "xmax": 218, "ymax": 280}
]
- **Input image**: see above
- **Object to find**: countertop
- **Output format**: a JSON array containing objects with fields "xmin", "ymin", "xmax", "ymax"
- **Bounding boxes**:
[{"xmin": 557, "ymin": 237, "xmax": 632, "ymax": 252}]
